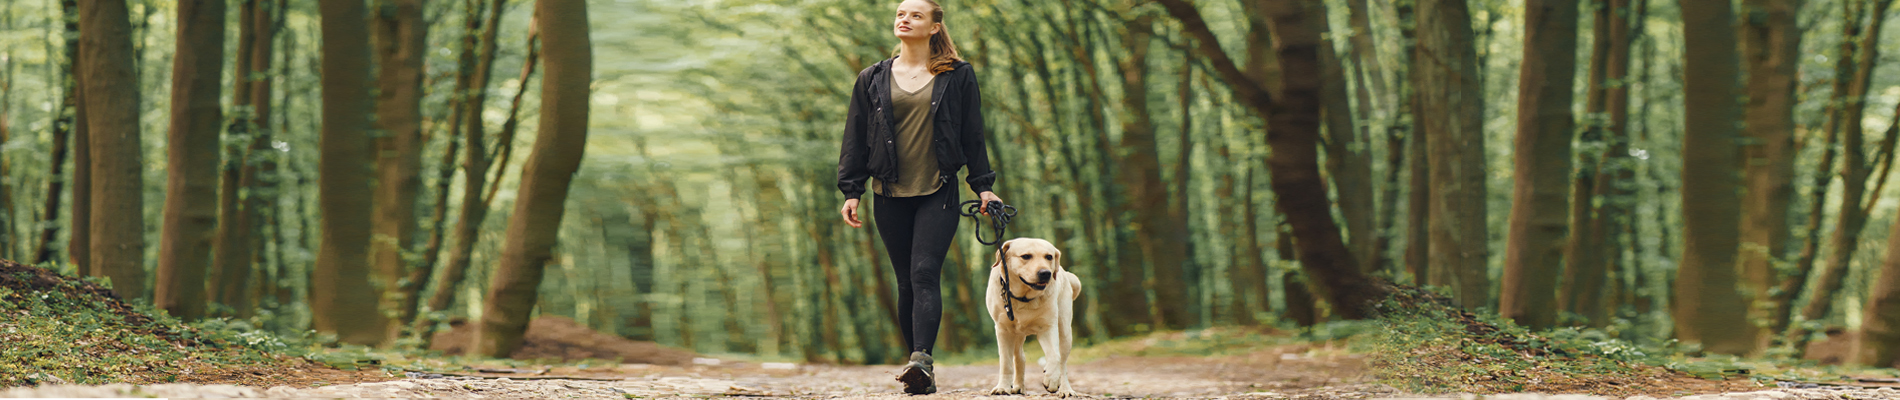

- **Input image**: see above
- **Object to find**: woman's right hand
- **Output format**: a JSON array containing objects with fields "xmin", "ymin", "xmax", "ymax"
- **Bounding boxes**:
[{"xmin": 841, "ymin": 198, "xmax": 863, "ymax": 228}]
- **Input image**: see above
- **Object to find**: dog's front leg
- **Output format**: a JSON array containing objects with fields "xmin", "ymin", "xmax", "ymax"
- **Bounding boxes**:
[
  {"xmin": 988, "ymin": 325, "xmax": 1023, "ymax": 395},
  {"xmin": 1035, "ymin": 328, "xmax": 1075, "ymax": 397}
]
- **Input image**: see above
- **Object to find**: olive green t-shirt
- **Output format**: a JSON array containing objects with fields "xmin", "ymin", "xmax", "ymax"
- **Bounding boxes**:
[{"xmin": 873, "ymin": 72, "xmax": 942, "ymax": 197}]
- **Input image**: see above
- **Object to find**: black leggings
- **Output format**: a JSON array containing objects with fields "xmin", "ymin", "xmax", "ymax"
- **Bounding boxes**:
[{"xmin": 873, "ymin": 186, "xmax": 960, "ymax": 355}]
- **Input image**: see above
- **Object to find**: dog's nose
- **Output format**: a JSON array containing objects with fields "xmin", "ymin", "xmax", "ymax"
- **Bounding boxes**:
[{"xmin": 1037, "ymin": 270, "xmax": 1052, "ymax": 282}]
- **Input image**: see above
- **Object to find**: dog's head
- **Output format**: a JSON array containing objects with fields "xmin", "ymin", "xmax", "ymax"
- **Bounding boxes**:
[{"xmin": 994, "ymin": 238, "xmax": 1062, "ymax": 289}]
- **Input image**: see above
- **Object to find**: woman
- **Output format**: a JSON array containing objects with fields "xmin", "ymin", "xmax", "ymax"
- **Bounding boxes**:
[{"xmin": 836, "ymin": 0, "xmax": 1001, "ymax": 394}]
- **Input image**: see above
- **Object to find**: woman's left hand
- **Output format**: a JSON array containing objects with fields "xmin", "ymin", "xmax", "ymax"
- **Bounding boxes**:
[{"xmin": 978, "ymin": 191, "xmax": 1003, "ymax": 215}]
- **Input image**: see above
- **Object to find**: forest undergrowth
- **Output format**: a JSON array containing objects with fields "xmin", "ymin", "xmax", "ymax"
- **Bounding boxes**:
[{"xmin": 3, "ymin": 260, "xmax": 1894, "ymax": 395}]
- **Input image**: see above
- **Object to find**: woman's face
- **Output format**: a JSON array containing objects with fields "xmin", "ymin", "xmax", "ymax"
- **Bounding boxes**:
[{"xmin": 892, "ymin": 0, "xmax": 939, "ymax": 41}]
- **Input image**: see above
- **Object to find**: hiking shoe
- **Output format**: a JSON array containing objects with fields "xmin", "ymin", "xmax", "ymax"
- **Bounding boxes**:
[{"xmin": 896, "ymin": 351, "xmax": 937, "ymax": 394}]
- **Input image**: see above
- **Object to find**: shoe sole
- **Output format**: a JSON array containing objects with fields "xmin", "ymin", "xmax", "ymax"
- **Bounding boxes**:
[{"xmin": 897, "ymin": 366, "xmax": 936, "ymax": 394}]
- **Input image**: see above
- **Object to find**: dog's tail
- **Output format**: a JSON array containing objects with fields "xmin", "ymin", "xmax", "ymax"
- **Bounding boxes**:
[{"xmin": 1065, "ymin": 272, "xmax": 1081, "ymax": 300}]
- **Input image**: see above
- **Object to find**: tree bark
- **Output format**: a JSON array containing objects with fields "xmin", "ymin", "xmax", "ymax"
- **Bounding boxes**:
[
  {"xmin": 1158, "ymin": 0, "xmax": 1391, "ymax": 319},
  {"xmin": 236, "ymin": 0, "xmax": 282, "ymax": 317},
  {"xmin": 1500, "ymin": 0, "xmax": 1577, "ymax": 330},
  {"xmin": 1738, "ymin": 0, "xmax": 1802, "ymax": 354},
  {"xmin": 422, "ymin": 0, "xmax": 509, "ymax": 329},
  {"xmin": 155, "ymin": 0, "xmax": 226, "ymax": 321},
  {"xmin": 372, "ymin": 0, "xmax": 428, "ymax": 343},
  {"xmin": 1780, "ymin": 0, "xmax": 1857, "ymax": 337},
  {"xmin": 78, "ymin": 0, "xmax": 146, "ymax": 300},
  {"xmin": 1677, "ymin": 0, "xmax": 1754, "ymax": 355},
  {"xmin": 1792, "ymin": 0, "xmax": 1894, "ymax": 355},
  {"xmin": 1395, "ymin": 0, "xmax": 1428, "ymax": 285},
  {"xmin": 473, "ymin": 0, "xmax": 589, "ymax": 357},
  {"xmin": 1590, "ymin": 0, "xmax": 1639, "ymax": 326},
  {"xmin": 313, "ymin": 0, "xmax": 387, "ymax": 346},
  {"xmin": 1417, "ymin": 0, "xmax": 1489, "ymax": 309},
  {"xmin": 1317, "ymin": 10, "xmax": 1376, "ymax": 275},
  {"xmin": 1863, "ymin": 227, "xmax": 1900, "ymax": 367},
  {"xmin": 1111, "ymin": 15, "xmax": 1192, "ymax": 330},
  {"xmin": 37, "ymin": 0, "xmax": 80, "ymax": 266}
]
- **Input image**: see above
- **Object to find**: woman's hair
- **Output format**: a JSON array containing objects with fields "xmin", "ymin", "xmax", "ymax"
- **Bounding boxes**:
[{"xmin": 894, "ymin": 0, "xmax": 964, "ymax": 75}]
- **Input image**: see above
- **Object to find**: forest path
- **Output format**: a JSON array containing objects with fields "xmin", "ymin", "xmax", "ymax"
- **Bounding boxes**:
[
  {"xmin": 2, "ymin": 342, "xmax": 1388, "ymax": 398},
  {"xmin": 4, "ymin": 343, "xmax": 1886, "ymax": 399}
]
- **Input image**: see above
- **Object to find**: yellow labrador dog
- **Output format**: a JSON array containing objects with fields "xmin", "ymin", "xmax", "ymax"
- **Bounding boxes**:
[{"xmin": 985, "ymin": 238, "xmax": 1081, "ymax": 397}]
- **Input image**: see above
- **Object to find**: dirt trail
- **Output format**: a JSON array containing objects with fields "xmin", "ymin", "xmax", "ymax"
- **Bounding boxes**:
[
  {"xmin": 1, "ymin": 344, "xmax": 1390, "ymax": 398},
  {"xmin": 13, "ymin": 344, "xmax": 1892, "ymax": 399}
]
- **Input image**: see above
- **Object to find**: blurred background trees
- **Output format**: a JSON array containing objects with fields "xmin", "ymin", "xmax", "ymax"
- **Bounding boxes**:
[{"xmin": 3, "ymin": 0, "xmax": 1900, "ymax": 367}]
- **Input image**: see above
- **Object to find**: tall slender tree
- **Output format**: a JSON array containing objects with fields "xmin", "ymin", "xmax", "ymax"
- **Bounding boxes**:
[
  {"xmin": 211, "ymin": 0, "xmax": 259, "ymax": 315},
  {"xmin": 1110, "ymin": 14, "xmax": 1193, "ymax": 330},
  {"xmin": 36, "ymin": 0, "xmax": 81, "ymax": 265},
  {"xmin": 1738, "ymin": 0, "xmax": 1802, "ymax": 353},
  {"xmin": 372, "ymin": 0, "xmax": 428, "ymax": 343},
  {"xmin": 1417, "ymin": 0, "xmax": 1489, "ymax": 309},
  {"xmin": 475, "ymin": 0, "xmax": 590, "ymax": 354},
  {"xmin": 424, "ymin": 0, "xmax": 510, "ymax": 331},
  {"xmin": 1793, "ymin": 0, "xmax": 1895, "ymax": 354},
  {"xmin": 1159, "ymin": 0, "xmax": 1391, "ymax": 318},
  {"xmin": 154, "ymin": 0, "xmax": 226, "ymax": 321},
  {"xmin": 1500, "ymin": 0, "xmax": 1578, "ymax": 330},
  {"xmin": 1677, "ymin": 0, "xmax": 1753, "ymax": 355},
  {"xmin": 1781, "ymin": 0, "xmax": 1860, "ymax": 339},
  {"xmin": 77, "ymin": 0, "xmax": 144, "ymax": 300},
  {"xmin": 313, "ymin": 0, "xmax": 387, "ymax": 346},
  {"xmin": 1316, "ymin": 3, "xmax": 1376, "ymax": 275}
]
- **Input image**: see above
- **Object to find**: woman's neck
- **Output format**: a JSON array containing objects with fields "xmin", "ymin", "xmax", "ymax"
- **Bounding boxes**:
[{"xmin": 896, "ymin": 39, "xmax": 932, "ymax": 70}]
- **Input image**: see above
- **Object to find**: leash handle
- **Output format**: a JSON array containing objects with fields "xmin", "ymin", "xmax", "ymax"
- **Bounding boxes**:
[{"xmin": 959, "ymin": 200, "xmax": 1016, "ymax": 246}]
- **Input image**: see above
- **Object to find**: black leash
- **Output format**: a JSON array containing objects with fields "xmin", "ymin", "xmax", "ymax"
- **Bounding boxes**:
[
  {"xmin": 962, "ymin": 200, "xmax": 1027, "ymax": 320},
  {"xmin": 958, "ymin": 200, "xmax": 1016, "ymax": 246}
]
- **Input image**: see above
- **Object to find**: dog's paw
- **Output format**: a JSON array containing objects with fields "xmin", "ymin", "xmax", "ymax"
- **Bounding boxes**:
[
  {"xmin": 1053, "ymin": 388, "xmax": 1082, "ymax": 398},
  {"xmin": 987, "ymin": 385, "xmax": 1022, "ymax": 395}
]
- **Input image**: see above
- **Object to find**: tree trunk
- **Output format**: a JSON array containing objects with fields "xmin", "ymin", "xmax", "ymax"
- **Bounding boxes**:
[
  {"xmin": 38, "ymin": 0, "xmax": 80, "ymax": 265},
  {"xmin": 1395, "ymin": 0, "xmax": 1428, "ymax": 285},
  {"xmin": 237, "ymin": 0, "xmax": 282, "ymax": 317},
  {"xmin": 1590, "ymin": 0, "xmax": 1639, "ymax": 327},
  {"xmin": 1792, "ymin": 0, "xmax": 1893, "ymax": 355},
  {"xmin": 1417, "ymin": 0, "xmax": 1489, "ymax": 309},
  {"xmin": 372, "ymin": 0, "xmax": 428, "ymax": 343},
  {"xmin": 1780, "ymin": 0, "xmax": 1856, "ymax": 337},
  {"xmin": 1159, "ymin": 0, "xmax": 1390, "ymax": 318},
  {"xmin": 411, "ymin": 0, "xmax": 483, "ymax": 334},
  {"xmin": 422, "ymin": 0, "xmax": 509, "ymax": 329},
  {"xmin": 1500, "ymin": 0, "xmax": 1577, "ymax": 331},
  {"xmin": 1677, "ymin": 0, "xmax": 1753, "ymax": 355},
  {"xmin": 473, "ymin": 0, "xmax": 589, "ymax": 357},
  {"xmin": 1738, "ymin": 0, "xmax": 1802, "ymax": 354},
  {"xmin": 1863, "ymin": 225, "xmax": 1900, "ymax": 367},
  {"xmin": 1317, "ymin": 10, "xmax": 1376, "ymax": 275},
  {"xmin": 154, "ymin": 0, "xmax": 225, "ymax": 321},
  {"xmin": 210, "ymin": 0, "xmax": 256, "ymax": 316},
  {"xmin": 78, "ymin": 0, "xmax": 146, "ymax": 300},
  {"xmin": 1111, "ymin": 15, "xmax": 1192, "ymax": 330},
  {"xmin": 313, "ymin": 0, "xmax": 387, "ymax": 346}
]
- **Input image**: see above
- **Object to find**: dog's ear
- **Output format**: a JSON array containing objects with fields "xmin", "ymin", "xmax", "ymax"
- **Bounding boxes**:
[{"xmin": 1054, "ymin": 246, "xmax": 1064, "ymax": 272}]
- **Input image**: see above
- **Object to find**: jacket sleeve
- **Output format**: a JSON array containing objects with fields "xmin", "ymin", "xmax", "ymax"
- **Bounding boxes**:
[
  {"xmin": 959, "ymin": 66, "xmax": 996, "ymax": 194},
  {"xmin": 837, "ymin": 70, "xmax": 874, "ymax": 200}
]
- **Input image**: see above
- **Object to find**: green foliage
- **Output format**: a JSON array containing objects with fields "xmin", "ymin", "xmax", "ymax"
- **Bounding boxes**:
[
  {"xmin": 1371, "ymin": 289, "xmax": 1663, "ymax": 394},
  {"xmin": 0, "ymin": 265, "xmax": 294, "ymax": 387}
]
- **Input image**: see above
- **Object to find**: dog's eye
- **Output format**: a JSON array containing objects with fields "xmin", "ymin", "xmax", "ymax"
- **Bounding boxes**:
[
  {"xmin": 1045, "ymin": 255, "xmax": 1054, "ymax": 260},
  {"xmin": 1020, "ymin": 254, "xmax": 1032, "ymax": 260}
]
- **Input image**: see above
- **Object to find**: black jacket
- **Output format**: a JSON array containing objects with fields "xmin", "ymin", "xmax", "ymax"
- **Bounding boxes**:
[{"xmin": 837, "ymin": 58, "xmax": 996, "ymax": 200}]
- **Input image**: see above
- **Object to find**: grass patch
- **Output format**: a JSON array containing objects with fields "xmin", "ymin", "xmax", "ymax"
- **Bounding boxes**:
[
  {"xmin": 1370, "ymin": 287, "xmax": 1763, "ymax": 396},
  {"xmin": 0, "ymin": 261, "xmax": 303, "ymax": 387}
]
